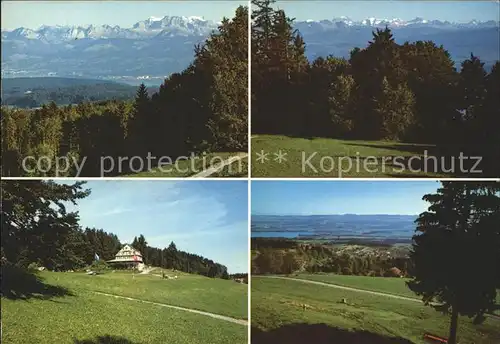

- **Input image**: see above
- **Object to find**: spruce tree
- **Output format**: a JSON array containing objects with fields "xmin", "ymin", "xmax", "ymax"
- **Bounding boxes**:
[{"xmin": 408, "ymin": 182, "xmax": 500, "ymax": 344}]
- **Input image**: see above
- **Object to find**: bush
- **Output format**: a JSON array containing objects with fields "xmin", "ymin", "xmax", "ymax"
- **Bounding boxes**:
[
  {"xmin": 342, "ymin": 267, "xmax": 352, "ymax": 275},
  {"xmin": 89, "ymin": 260, "xmax": 110, "ymax": 272},
  {"xmin": 384, "ymin": 267, "xmax": 402, "ymax": 277}
]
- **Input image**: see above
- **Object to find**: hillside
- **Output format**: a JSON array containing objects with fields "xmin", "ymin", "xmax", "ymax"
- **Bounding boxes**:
[
  {"xmin": 2, "ymin": 269, "xmax": 247, "ymax": 344},
  {"xmin": 251, "ymin": 237, "xmax": 412, "ymax": 276},
  {"xmin": 251, "ymin": 275, "xmax": 500, "ymax": 344},
  {"xmin": 1, "ymin": 77, "xmax": 154, "ymax": 108}
]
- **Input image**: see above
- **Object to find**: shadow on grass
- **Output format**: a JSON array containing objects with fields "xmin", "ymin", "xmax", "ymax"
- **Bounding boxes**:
[
  {"xmin": 342, "ymin": 143, "xmax": 466, "ymax": 177},
  {"xmin": 1, "ymin": 264, "xmax": 73, "ymax": 300},
  {"xmin": 251, "ymin": 324, "xmax": 415, "ymax": 344},
  {"xmin": 74, "ymin": 335, "xmax": 139, "ymax": 344},
  {"xmin": 344, "ymin": 141, "xmax": 499, "ymax": 177}
]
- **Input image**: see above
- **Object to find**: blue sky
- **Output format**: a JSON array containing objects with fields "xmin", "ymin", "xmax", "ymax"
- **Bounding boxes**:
[
  {"xmin": 251, "ymin": 180, "xmax": 441, "ymax": 216},
  {"xmin": 58, "ymin": 180, "xmax": 248, "ymax": 274},
  {"xmin": 1, "ymin": 1, "xmax": 247, "ymax": 30},
  {"xmin": 276, "ymin": 1, "xmax": 500, "ymax": 22},
  {"xmin": 3, "ymin": 1, "xmax": 497, "ymax": 30}
]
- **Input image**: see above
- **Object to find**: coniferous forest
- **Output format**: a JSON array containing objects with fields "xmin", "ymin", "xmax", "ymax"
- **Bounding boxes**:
[
  {"xmin": 1, "ymin": 6, "xmax": 248, "ymax": 177},
  {"xmin": 1, "ymin": 180, "xmax": 231, "ymax": 280},
  {"xmin": 251, "ymin": 0, "xmax": 499, "ymax": 176}
]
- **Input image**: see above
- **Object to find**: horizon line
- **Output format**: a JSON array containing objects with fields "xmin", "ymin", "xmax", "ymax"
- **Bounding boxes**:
[{"xmin": 251, "ymin": 213, "xmax": 419, "ymax": 216}]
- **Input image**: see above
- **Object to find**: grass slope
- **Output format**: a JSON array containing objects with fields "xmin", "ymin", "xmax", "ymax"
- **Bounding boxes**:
[
  {"xmin": 2, "ymin": 271, "xmax": 247, "ymax": 344},
  {"xmin": 291, "ymin": 273, "xmax": 418, "ymax": 299},
  {"xmin": 251, "ymin": 135, "xmax": 450, "ymax": 178},
  {"xmin": 251, "ymin": 276, "xmax": 500, "ymax": 344},
  {"xmin": 290, "ymin": 273, "xmax": 500, "ymax": 311}
]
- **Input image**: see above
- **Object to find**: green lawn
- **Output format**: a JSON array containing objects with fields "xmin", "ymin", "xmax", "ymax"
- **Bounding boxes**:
[
  {"xmin": 251, "ymin": 135, "xmax": 452, "ymax": 178},
  {"xmin": 251, "ymin": 276, "xmax": 500, "ymax": 344},
  {"xmin": 290, "ymin": 273, "xmax": 500, "ymax": 312},
  {"xmin": 291, "ymin": 273, "xmax": 416, "ymax": 299},
  {"xmin": 2, "ymin": 271, "xmax": 247, "ymax": 344},
  {"xmin": 126, "ymin": 152, "xmax": 247, "ymax": 177},
  {"xmin": 41, "ymin": 270, "xmax": 247, "ymax": 319}
]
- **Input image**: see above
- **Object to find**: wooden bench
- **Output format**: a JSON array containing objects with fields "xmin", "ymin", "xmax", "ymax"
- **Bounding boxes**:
[{"xmin": 423, "ymin": 333, "xmax": 448, "ymax": 343}]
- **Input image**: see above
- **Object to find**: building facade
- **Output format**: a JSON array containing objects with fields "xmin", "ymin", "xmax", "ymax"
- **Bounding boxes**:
[{"xmin": 107, "ymin": 244, "xmax": 144, "ymax": 269}]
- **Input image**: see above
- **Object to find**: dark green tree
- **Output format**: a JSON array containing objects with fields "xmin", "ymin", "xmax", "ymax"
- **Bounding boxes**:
[
  {"xmin": 408, "ymin": 181, "xmax": 500, "ymax": 344},
  {"xmin": 1, "ymin": 180, "xmax": 90, "ymax": 268}
]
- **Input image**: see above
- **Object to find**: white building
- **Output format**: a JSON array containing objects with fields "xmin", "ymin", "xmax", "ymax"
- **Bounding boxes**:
[{"xmin": 107, "ymin": 244, "xmax": 144, "ymax": 269}]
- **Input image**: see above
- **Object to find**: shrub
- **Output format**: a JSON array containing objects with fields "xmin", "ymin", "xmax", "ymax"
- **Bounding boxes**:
[
  {"xmin": 88, "ymin": 260, "xmax": 110, "ymax": 273},
  {"xmin": 342, "ymin": 267, "xmax": 352, "ymax": 275}
]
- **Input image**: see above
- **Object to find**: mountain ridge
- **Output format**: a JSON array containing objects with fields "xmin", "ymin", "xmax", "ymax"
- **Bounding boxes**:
[
  {"xmin": 2, "ymin": 15, "xmax": 498, "ymax": 81},
  {"xmin": 295, "ymin": 16, "xmax": 499, "ymax": 29},
  {"xmin": 1, "ymin": 15, "xmax": 219, "ymax": 42}
]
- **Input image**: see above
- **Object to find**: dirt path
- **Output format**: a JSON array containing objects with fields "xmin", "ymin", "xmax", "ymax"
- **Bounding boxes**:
[
  {"xmin": 258, "ymin": 276, "xmax": 500, "ymax": 321},
  {"xmin": 93, "ymin": 291, "xmax": 248, "ymax": 326},
  {"xmin": 190, "ymin": 153, "xmax": 248, "ymax": 178},
  {"xmin": 259, "ymin": 276, "xmax": 422, "ymax": 303},
  {"xmin": 139, "ymin": 266, "xmax": 156, "ymax": 274}
]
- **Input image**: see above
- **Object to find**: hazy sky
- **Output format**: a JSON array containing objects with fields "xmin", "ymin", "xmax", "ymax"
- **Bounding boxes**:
[
  {"xmin": 275, "ymin": 1, "xmax": 500, "ymax": 22},
  {"xmin": 3, "ymin": 1, "xmax": 497, "ymax": 30},
  {"xmin": 1, "ymin": 1, "xmax": 247, "ymax": 30},
  {"xmin": 59, "ymin": 180, "xmax": 248, "ymax": 274},
  {"xmin": 251, "ymin": 180, "xmax": 441, "ymax": 215}
]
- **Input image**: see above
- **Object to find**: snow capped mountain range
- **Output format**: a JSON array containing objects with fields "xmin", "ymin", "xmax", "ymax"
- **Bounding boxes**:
[
  {"xmin": 3, "ymin": 16, "xmax": 497, "ymax": 44},
  {"xmin": 293, "ymin": 17, "xmax": 499, "ymax": 73},
  {"xmin": 1, "ymin": 15, "xmax": 219, "ymax": 42},
  {"xmin": 1, "ymin": 15, "xmax": 497, "ymax": 81},
  {"xmin": 296, "ymin": 16, "xmax": 499, "ymax": 29}
]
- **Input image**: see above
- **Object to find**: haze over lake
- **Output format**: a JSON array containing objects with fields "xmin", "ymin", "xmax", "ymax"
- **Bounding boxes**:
[{"xmin": 251, "ymin": 214, "xmax": 417, "ymax": 240}]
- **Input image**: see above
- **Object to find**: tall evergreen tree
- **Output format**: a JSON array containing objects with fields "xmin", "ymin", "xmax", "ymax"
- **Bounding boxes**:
[
  {"xmin": 1, "ymin": 180, "xmax": 90, "ymax": 268},
  {"xmin": 408, "ymin": 182, "xmax": 500, "ymax": 344}
]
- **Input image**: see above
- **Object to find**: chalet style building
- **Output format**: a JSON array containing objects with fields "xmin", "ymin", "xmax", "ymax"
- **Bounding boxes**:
[{"xmin": 107, "ymin": 244, "xmax": 144, "ymax": 269}]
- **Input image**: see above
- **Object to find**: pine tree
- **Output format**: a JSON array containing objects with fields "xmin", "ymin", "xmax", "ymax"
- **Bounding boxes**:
[
  {"xmin": 1, "ymin": 180, "xmax": 90, "ymax": 267},
  {"xmin": 128, "ymin": 83, "xmax": 151, "ymax": 158},
  {"xmin": 460, "ymin": 54, "xmax": 487, "ymax": 121},
  {"xmin": 200, "ymin": 6, "xmax": 248, "ymax": 151},
  {"xmin": 408, "ymin": 182, "xmax": 500, "ymax": 344}
]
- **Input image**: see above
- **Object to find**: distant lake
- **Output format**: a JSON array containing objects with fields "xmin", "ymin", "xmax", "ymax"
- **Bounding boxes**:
[
  {"xmin": 251, "ymin": 214, "xmax": 417, "ymax": 240},
  {"xmin": 251, "ymin": 231, "xmax": 305, "ymax": 238}
]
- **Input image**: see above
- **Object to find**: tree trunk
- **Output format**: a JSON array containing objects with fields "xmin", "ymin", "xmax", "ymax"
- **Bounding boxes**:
[{"xmin": 448, "ymin": 306, "xmax": 459, "ymax": 344}]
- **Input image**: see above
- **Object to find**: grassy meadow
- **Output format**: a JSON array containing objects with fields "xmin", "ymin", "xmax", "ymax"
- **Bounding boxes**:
[
  {"xmin": 251, "ymin": 275, "xmax": 500, "ymax": 344},
  {"xmin": 2, "ymin": 270, "xmax": 248, "ymax": 344},
  {"xmin": 290, "ymin": 273, "xmax": 417, "ymax": 298},
  {"xmin": 251, "ymin": 135, "xmax": 453, "ymax": 178}
]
